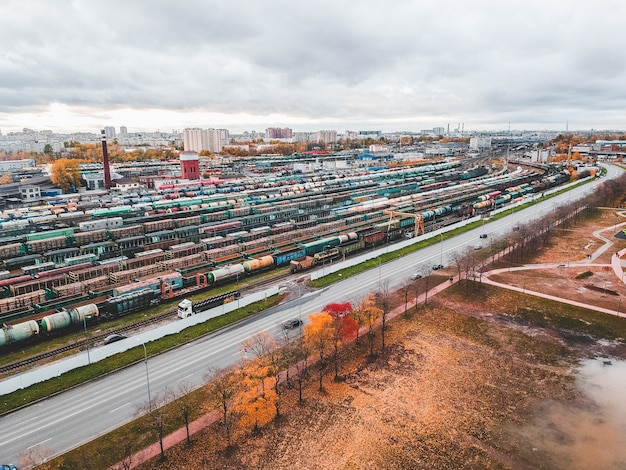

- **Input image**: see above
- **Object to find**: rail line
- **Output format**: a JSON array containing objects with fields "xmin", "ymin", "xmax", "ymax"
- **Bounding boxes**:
[{"xmin": 0, "ymin": 272, "xmax": 293, "ymax": 376}]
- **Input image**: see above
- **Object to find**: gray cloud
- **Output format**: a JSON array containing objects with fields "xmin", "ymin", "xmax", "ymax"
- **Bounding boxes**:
[{"xmin": 1, "ymin": 0, "xmax": 625, "ymax": 132}]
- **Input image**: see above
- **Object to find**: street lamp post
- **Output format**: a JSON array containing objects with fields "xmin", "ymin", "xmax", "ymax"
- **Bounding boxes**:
[
  {"xmin": 137, "ymin": 338, "xmax": 152, "ymax": 411},
  {"xmin": 439, "ymin": 233, "xmax": 443, "ymax": 265},
  {"xmin": 83, "ymin": 316, "xmax": 92, "ymax": 365},
  {"xmin": 292, "ymin": 282, "xmax": 302, "ymax": 326},
  {"xmin": 377, "ymin": 256, "xmax": 382, "ymax": 288},
  {"xmin": 280, "ymin": 281, "xmax": 303, "ymax": 326}
]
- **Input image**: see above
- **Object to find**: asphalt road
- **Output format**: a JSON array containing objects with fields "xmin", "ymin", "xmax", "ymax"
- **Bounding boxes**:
[{"xmin": 1, "ymin": 164, "xmax": 622, "ymax": 467}]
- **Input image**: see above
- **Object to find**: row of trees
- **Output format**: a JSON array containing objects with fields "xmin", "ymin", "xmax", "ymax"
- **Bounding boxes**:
[{"xmin": 124, "ymin": 293, "xmax": 399, "ymax": 467}]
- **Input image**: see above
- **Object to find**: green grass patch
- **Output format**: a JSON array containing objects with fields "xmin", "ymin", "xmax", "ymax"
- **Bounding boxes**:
[
  {"xmin": 0, "ymin": 295, "xmax": 282, "ymax": 416},
  {"xmin": 575, "ymin": 271, "xmax": 594, "ymax": 280},
  {"xmin": 448, "ymin": 283, "xmax": 626, "ymax": 342}
]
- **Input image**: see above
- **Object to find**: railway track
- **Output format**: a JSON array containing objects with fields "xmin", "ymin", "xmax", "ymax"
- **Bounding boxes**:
[{"xmin": 0, "ymin": 272, "xmax": 293, "ymax": 376}]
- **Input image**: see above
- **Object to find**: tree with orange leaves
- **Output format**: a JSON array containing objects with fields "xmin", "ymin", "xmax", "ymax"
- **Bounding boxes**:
[
  {"xmin": 357, "ymin": 294, "xmax": 383, "ymax": 357},
  {"xmin": 242, "ymin": 330, "xmax": 286, "ymax": 417},
  {"xmin": 304, "ymin": 312, "xmax": 334, "ymax": 391},
  {"xmin": 235, "ymin": 364, "xmax": 277, "ymax": 434},
  {"xmin": 323, "ymin": 302, "xmax": 358, "ymax": 380}
]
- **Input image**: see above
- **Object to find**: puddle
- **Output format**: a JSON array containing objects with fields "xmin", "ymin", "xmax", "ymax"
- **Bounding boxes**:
[{"xmin": 510, "ymin": 357, "xmax": 626, "ymax": 469}]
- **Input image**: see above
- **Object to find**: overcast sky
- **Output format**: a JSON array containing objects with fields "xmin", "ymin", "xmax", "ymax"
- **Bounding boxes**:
[{"xmin": 1, "ymin": 0, "xmax": 625, "ymax": 135}]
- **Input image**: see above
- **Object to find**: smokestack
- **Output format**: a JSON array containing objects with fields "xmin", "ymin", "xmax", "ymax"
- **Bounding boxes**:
[{"xmin": 101, "ymin": 129, "xmax": 112, "ymax": 189}]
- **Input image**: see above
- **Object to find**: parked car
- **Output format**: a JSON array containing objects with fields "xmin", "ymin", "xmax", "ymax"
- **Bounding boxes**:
[
  {"xmin": 282, "ymin": 318, "xmax": 303, "ymax": 329},
  {"xmin": 104, "ymin": 333, "xmax": 127, "ymax": 345},
  {"xmin": 410, "ymin": 272, "xmax": 423, "ymax": 280},
  {"xmin": 432, "ymin": 264, "xmax": 444, "ymax": 271}
]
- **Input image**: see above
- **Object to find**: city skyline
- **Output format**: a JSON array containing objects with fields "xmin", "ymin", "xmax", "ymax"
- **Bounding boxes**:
[{"xmin": 1, "ymin": 0, "xmax": 625, "ymax": 134}]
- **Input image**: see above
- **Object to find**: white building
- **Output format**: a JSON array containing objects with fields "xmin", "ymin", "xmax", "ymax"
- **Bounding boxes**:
[
  {"xmin": 20, "ymin": 185, "xmax": 41, "ymax": 200},
  {"xmin": 103, "ymin": 126, "xmax": 116, "ymax": 139},
  {"xmin": 316, "ymin": 130, "xmax": 337, "ymax": 145},
  {"xmin": 183, "ymin": 128, "xmax": 224, "ymax": 153},
  {"xmin": 469, "ymin": 137, "xmax": 492, "ymax": 150}
]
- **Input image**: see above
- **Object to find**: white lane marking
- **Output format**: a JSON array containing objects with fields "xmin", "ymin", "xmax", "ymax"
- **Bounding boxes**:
[
  {"xmin": 27, "ymin": 437, "xmax": 51, "ymax": 449},
  {"xmin": 110, "ymin": 402, "xmax": 131, "ymax": 413},
  {"xmin": 20, "ymin": 415, "xmax": 39, "ymax": 424},
  {"xmin": 177, "ymin": 374, "xmax": 194, "ymax": 382}
]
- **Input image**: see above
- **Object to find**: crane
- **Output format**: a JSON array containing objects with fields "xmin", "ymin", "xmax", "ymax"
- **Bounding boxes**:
[{"xmin": 383, "ymin": 210, "xmax": 425, "ymax": 238}]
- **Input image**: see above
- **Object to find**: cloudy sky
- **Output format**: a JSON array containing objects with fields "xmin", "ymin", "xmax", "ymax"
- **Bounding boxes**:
[{"xmin": 1, "ymin": 0, "xmax": 625, "ymax": 134}]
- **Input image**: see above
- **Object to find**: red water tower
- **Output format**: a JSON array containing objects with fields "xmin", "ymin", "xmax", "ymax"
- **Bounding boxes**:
[{"xmin": 180, "ymin": 151, "xmax": 200, "ymax": 180}]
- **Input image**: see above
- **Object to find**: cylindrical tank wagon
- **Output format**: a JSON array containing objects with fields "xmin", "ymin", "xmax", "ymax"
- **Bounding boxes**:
[
  {"xmin": 0, "ymin": 320, "xmax": 39, "ymax": 346},
  {"xmin": 207, "ymin": 264, "xmax": 245, "ymax": 283},
  {"xmin": 41, "ymin": 304, "xmax": 99, "ymax": 333},
  {"xmin": 242, "ymin": 255, "xmax": 274, "ymax": 273}
]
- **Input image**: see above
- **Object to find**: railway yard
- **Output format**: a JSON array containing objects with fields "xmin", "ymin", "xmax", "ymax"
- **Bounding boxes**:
[{"xmin": 0, "ymin": 156, "xmax": 578, "ymax": 362}]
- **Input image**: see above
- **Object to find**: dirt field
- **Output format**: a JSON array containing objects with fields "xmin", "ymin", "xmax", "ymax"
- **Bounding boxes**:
[
  {"xmin": 490, "ymin": 208, "xmax": 626, "ymax": 313},
  {"xmin": 137, "ymin": 208, "xmax": 626, "ymax": 470}
]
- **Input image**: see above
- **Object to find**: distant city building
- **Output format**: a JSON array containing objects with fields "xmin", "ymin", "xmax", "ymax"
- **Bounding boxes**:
[
  {"xmin": 83, "ymin": 171, "xmax": 123, "ymax": 190},
  {"xmin": 183, "ymin": 128, "xmax": 224, "ymax": 153},
  {"xmin": 358, "ymin": 131, "xmax": 382, "ymax": 138},
  {"xmin": 119, "ymin": 126, "xmax": 128, "ymax": 135},
  {"xmin": 433, "ymin": 127, "xmax": 445, "ymax": 135},
  {"xmin": 316, "ymin": 130, "xmax": 338, "ymax": 145},
  {"xmin": 180, "ymin": 151, "xmax": 200, "ymax": 180},
  {"xmin": 526, "ymin": 149, "xmax": 551, "ymax": 163},
  {"xmin": 0, "ymin": 159, "xmax": 36, "ymax": 172},
  {"xmin": 265, "ymin": 127, "xmax": 293, "ymax": 139},
  {"xmin": 469, "ymin": 137, "xmax": 492, "ymax": 150},
  {"xmin": 103, "ymin": 126, "xmax": 116, "ymax": 139},
  {"xmin": 20, "ymin": 185, "xmax": 41, "ymax": 201},
  {"xmin": 111, "ymin": 178, "xmax": 141, "ymax": 192},
  {"xmin": 369, "ymin": 144, "xmax": 387, "ymax": 152},
  {"xmin": 293, "ymin": 132, "xmax": 316, "ymax": 142}
]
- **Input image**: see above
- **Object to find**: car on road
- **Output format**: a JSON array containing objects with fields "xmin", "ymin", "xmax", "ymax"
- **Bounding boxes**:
[
  {"xmin": 103, "ymin": 333, "xmax": 127, "ymax": 345},
  {"xmin": 479, "ymin": 233, "xmax": 488, "ymax": 239},
  {"xmin": 474, "ymin": 244, "xmax": 482, "ymax": 250},
  {"xmin": 432, "ymin": 264, "xmax": 444, "ymax": 271},
  {"xmin": 282, "ymin": 318, "xmax": 303, "ymax": 329},
  {"xmin": 0, "ymin": 464, "xmax": 18, "ymax": 470},
  {"xmin": 410, "ymin": 272, "xmax": 423, "ymax": 280}
]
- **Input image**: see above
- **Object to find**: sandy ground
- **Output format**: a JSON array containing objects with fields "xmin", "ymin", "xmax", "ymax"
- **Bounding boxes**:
[{"xmin": 136, "ymin": 208, "xmax": 626, "ymax": 470}]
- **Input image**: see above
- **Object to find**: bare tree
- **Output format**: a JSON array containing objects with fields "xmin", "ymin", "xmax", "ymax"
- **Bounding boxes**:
[
  {"xmin": 399, "ymin": 278, "xmax": 413, "ymax": 316},
  {"xmin": 205, "ymin": 366, "xmax": 242, "ymax": 448},
  {"xmin": 450, "ymin": 250, "xmax": 464, "ymax": 281},
  {"xmin": 19, "ymin": 445, "xmax": 58, "ymax": 470},
  {"xmin": 168, "ymin": 380, "xmax": 198, "ymax": 446},
  {"xmin": 376, "ymin": 280, "xmax": 393, "ymax": 352},
  {"xmin": 137, "ymin": 391, "xmax": 171, "ymax": 462},
  {"xmin": 290, "ymin": 337, "xmax": 310, "ymax": 403},
  {"xmin": 418, "ymin": 264, "xmax": 432, "ymax": 305}
]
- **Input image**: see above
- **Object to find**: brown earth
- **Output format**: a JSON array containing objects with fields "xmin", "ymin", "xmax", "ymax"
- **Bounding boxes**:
[
  {"xmin": 490, "ymin": 208, "xmax": 626, "ymax": 313},
  {"xmin": 137, "ymin": 209, "xmax": 626, "ymax": 470}
]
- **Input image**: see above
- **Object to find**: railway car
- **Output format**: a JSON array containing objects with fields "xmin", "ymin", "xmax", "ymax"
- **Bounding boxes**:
[
  {"xmin": 41, "ymin": 304, "xmax": 99, "ymax": 333},
  {"xmin": 207, "ymin": 264, "xmax": 245, "ymax": 283},
  {"xmin": 99, "ymin": 289, "xmax": 157, "ymax": 320},
  {"xmin": 0, "ymin": 320, "xmax": 39, "ymax": 346}
]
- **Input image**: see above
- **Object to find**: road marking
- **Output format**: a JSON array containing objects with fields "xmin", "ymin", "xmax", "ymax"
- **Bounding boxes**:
[
  {"xmin": 110, "ymin": 402, "xmax": 131, "ymax": 413},
  {"xmin": 20, "ymin": 415, "xmax": 39, "ymax": 423},
  {"xmin": 177, "ymin": 374, "xmax": 194, "ymax": 382},
  {"xmin": 27, "ymin": 437, "xmax": 51, "ymax": 449}
]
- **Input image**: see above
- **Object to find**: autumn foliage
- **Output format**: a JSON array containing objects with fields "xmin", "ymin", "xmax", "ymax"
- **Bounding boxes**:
[{"xmin": 50, "ymin": 158, "xmax": 82, "ymax": 192}]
